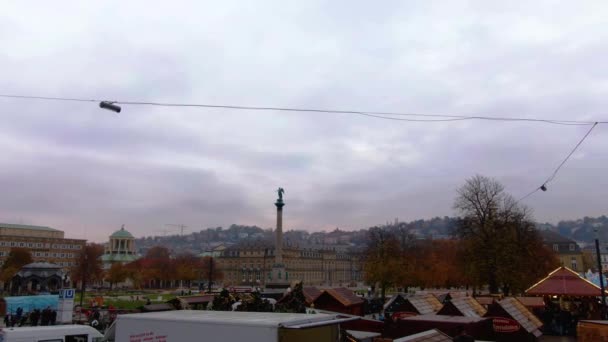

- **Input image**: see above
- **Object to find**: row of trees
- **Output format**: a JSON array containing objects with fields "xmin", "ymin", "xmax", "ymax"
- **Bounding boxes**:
[
  {"xmin": 69, "ymin": 245, "xmax": 223, "ymax": 290},
  {"xmin": 364, "ymin": 175, "xmax": 560, "ymax": 299},
  {"xmin": 1, "ymin": 247, "xmax": 33, "ymax": 288},
  {"xmin": 363, "ymin": 227, "xmax": 470, "ymax": 301},
  {"xmin": 0, "ymin": 244, "xmax": 224, "ymax": 292}
]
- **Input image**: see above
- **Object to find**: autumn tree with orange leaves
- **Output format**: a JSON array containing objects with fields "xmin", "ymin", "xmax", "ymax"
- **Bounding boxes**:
[
  {"xmin": 364, "ymin": 227, "xmax": 406, "ymax": 302},
  {"xmin": 123, "ymin": 247, "xmax": 224, "ymax": 289},
  {"xmin": 408, "ymin": 239, "xmax": 469, "ymax": 290},
  {"xmin": 71, "ymin": 244, "xmax": 105, "ymax": 285},
  {"xmin": 1, "ymin": 248, "xmax": 33, "ymax": 289},
  {"xmin": 174, "ymin": 252, "xmax": 202, "ymax": 288},
  {"xmin": 142, "ymin": 246, "xmax": 174, "ymax": 288}
]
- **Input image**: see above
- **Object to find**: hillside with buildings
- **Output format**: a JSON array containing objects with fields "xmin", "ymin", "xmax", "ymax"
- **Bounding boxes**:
[
  {"xmin": 1, "ymin": 214, "xmax": 597, "ymax": 264},
  {"xmin": 132, "ymin": 219, "xmax": 448, "ymax": 256},
  {"xmin": 132, "ymin": 215, "xmax": 608, "ymax": 256}
]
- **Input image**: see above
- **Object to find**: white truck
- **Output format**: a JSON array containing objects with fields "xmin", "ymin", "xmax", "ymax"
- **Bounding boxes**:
[
  {"xmin": 0, "ymin": 325, "xmax": 104, "ymax": 342},
  {"xmin": 103, "ymin": 310, "xmax": 357, "ymax": 342}
]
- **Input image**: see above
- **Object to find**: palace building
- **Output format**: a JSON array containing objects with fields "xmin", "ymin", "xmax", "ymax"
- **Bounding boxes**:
[
  {"xmin": 217, "ymin": 189, "xmax": 365, "ymax": 288},
  {"xmin": 216, "ymin": 241, "xmax": 364, "ymax": 287}
]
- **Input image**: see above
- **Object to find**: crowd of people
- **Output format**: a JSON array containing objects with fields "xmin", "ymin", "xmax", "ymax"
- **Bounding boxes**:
[
  {"xmin": 3, "ymin": 306, "xmax": 57, "ymax": 327},
  {"xmin": 538, "ymin": 299, "xmax": 600, "ymax": 336}
]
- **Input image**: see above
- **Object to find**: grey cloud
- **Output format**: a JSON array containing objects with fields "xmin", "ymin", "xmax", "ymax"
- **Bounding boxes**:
[
  {"xmin": 0, "ymin": 152, "xmax": 260, "ymax": 240},
  {"xmin": 1, "ymin": 1, "xmax": 607, "ymax": 240}
]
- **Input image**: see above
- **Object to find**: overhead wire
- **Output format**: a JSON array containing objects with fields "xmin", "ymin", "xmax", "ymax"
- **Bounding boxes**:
[
  {"xmin": 517, "ymin": 188, "xmax": 542, "ymax": 203},
  {"xmin": 0, "ymin": 93, "xmax": 604, "ymax": 125},
  {"xmin": 516, "ymin": 122, "xmax": 599, "ymax": 203},
  {"xmin": 544, "ymin": 122, "xmax": 598, "ymax": 184},
  {"xmin": 0, "ymin": 93, "xmax": 604, "ymax": 203},
  {"xmin": 0, "ymin": 94, "xmax": 98, "ymax": 103}
]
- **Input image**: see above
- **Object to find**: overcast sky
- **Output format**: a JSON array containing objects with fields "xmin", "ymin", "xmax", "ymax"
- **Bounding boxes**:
[{"xmin": 1, "ymin": 1, "xmax": 608, "ymax": 242}]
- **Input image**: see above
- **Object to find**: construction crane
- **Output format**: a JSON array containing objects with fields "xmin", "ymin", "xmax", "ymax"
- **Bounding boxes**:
[
  {"xmin": 154, "ymin": 229, "xmax": 171, "ymax": 237},
  {"xmin": 165, "ymin": 224, "xmax": 188, "ymax": 236}
]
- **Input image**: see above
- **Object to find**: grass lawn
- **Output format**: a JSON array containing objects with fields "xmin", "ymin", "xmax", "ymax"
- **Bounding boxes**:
[
  {"xmin": 102, "ymin": 299, "xmax": 147, "ymax": 310},
  {"xmin": 74, "ymin": 291, "xmax": 178, "ymax": 310}
]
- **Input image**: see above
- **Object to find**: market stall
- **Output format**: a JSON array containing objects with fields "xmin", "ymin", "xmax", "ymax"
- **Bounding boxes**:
[
  {"xmin": 436, "ymin": 297, "xmax": 487, "ymax": 317},
  {"xmin": 386, "ymin": 314, "xmax": 494, "ymax": 340},
  {"xmin": 525, "ymin": 266, "xmax": 607, "ymax": 335},
  {"xmin": 385, "ymin": 294, "xmax": 442, "ymax": 318},
  {"xmin": 485, "ymin": 297, "xmax": 543, "ymax": 342}
]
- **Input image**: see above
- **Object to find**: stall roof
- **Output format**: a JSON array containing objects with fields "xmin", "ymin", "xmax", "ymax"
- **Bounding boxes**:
[
  {"xmin": 303, "ymin": 287, "xmax": 322, "ymax": 304},
  {"xmin": 494, "ymin": 298, "xmax": 543, "ymax": 337},
  {"xmin": 407, "ymin": 294, "xmax": 443, "ymax": 315},
  {"xmin": 393, "ymin": 329, "xmax": 451, "ymax": 342},
  {"xmin": 313, "ymin": 309, "xmax": 384, "ymax": 333},
  {"xmin": 383, "ymin": 293, "xmax": 407, "ymax": 311},
  {"xmin": 323, "ymin": 288, "xmax": 364, "ymax": 307},
  {"xmin": 345, "ymin": 330, "xmax": 381, "ymax": 340},
  {"xmin": 437, "ymin": 297, "xmax": 486, "ymax": 317},
  {"xmin": 515, "ymin": 296, "xmax": 545, "ymax": 308},
  {"xmin": 400, "ymin": 314, "xmax": 487, "ymax": 324},
  {"xmin": 525, "ymin": 266, "xmax": 607, "ymax": 297},
  {"xmin": 435, "ymin": 293, "xmax": 451, "ymax": 303},
  {"xmin": 475, "ymin": 297, "xmax": 495, "ymax": 306}
]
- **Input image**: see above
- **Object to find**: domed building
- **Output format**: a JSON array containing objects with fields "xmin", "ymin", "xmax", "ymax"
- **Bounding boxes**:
[{"xmin": 101, "ymin": 225, "xmax": 139, "ymax": 269}]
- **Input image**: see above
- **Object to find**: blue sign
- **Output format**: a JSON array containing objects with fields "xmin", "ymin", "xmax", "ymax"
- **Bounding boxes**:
[
  {"xmin": 59, "ymin": 288, "xmax": 75, "ymax": 299},
  {"xmin": 4, "ymin": 295, "xmax": 58, "ymax": 313}
]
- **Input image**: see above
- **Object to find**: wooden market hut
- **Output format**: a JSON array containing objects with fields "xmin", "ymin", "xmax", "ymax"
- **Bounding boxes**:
[
  {"xmin": 515, "ymin": 297, "xmax": 546, "ymax": 311},
  {"xmin": 475, "ymin": 296, "xmax": 496, "ymax": 308},
  {"xmin": 313, "ymin": 287, "xmax": 364, "ymax": 316},
  {"xmin": 435, "ymin": 293, "xmax": 452, "ymax": 304},
  {"xmin": 436, "ymin": 297, "xmax": 487, "ymax": 317},
  {"xmin": 525, "ymin": 266, "xmax": 607, "ymax": 298},
  {"xmin": 524, "ymin": 266, "xmax": 608, "ymax": 334},
  {"xmin": 485, "ymin": 297, "xmax": 543, "ymax": 342},
  {"xmin": 386, "ymin": 314, "xmax": 494, "ymax": 341},
  {"xmin": 391, "ymin": 294, "xmax": 443, "ymax": 316},
  {"xmin": 393, "ymin": 329, "xmax": 452, "ymax": 342},
  {"xmin": 383, "ymin": 293, "xmax": 408, "ymax": 317},
  {"xmin": 275, "ymin": 286, "xmax": 321, "ymax": 309},
  {"xmin": 302, "ymin": 286, "xmax": 322, "ymax": 305}
]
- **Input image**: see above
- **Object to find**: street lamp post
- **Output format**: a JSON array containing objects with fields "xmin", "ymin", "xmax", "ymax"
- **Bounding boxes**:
[
  {"xmin": 78, "ymin": 253, "xmax": 88, "ymax": 323},
  {"xmin": 207, "ymin": 257, "xmax": 213, "ymax": 293},
  {"xmin": 595, "ymin": 228, "xmax": 606, "ymax": 318},
  {"xmin": 262, "ymin": 248, "xmax": 268, "ymax": 289}
]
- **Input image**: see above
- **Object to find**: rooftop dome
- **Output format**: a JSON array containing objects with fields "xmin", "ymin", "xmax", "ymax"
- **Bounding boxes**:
[
  {"xmin": 20, "ymin": 262, "xmax": 62, "ymax": 270},
  {"xmin": 16, "ymin": 262, "xmax": 64, "ymax": 282},
  {"xmin": 111, "ymin": 225, "xmax": 134, "ymax": 239}
]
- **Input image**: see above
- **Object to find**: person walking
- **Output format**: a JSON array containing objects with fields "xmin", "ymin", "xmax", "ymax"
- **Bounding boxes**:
[
  {"xmin": 50, "ymin": 310, "xmax": 57, "ymax": 325},
  {"xmin": 41, "ymin": 307, "xmax": 50, "ymax": 326},
  {"xmin": 19, "ymin": 312, "xmax": 28, "ymax": 327},
  {"xmin": 31, "ymin": 309, "xmax": 40, "ymax": 326},
  {"xmin": 15, "ymin": 307, "xmax": 22, "ymax": 322}
]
